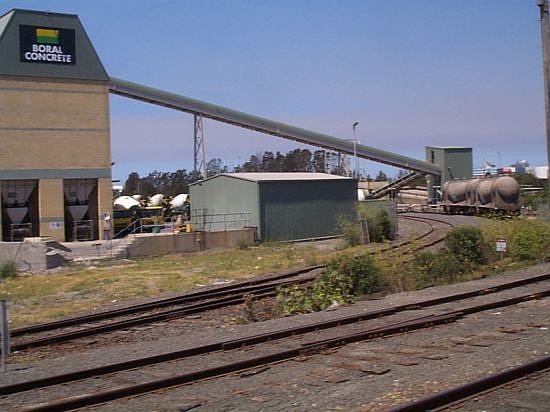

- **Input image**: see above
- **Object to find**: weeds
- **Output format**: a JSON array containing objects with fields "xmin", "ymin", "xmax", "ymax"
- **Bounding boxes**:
[
  {"xmin": 445, "ymin": 226, "xmax": 487, "ymax": 268},
  {"xmin": 482, "ymin": 218, "xmax": 550, "ymax": 263},
  {"xmin": 0, "ymin": 260, "xmax": 17, "ymax": 281},
  {"xmin": 413, "ymin": 251, "xmax": 464, "ymax": 287},
  {"xmin": 242, "ymin": 293, "xmax": 281, "ymax": 322},
  {"xmin": 242, "ymin": 293, "xmax": 258, "ymax": 322},
  {"xmin": 277, "ymin": 254, "xmax": 381, "ymax": 314},
  {"xmin": 237, "ymin": 237, "xmax": 252, "ymax": 250},
  {"xmin": 338, "ymin": 203, "xmax": 396, "ymax": 246},
  {"xmin": 376, "ymin": 244, "xmax": 415, "ymax": 293}
]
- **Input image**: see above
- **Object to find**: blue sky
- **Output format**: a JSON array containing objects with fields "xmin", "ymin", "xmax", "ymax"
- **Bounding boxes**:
[{"xmin": 3, "ymin": 0, "xmax": 548, "ymax": 181}]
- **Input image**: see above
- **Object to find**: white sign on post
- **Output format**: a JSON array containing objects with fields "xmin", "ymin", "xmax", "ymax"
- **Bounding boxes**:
[{"xmin": 496, "ymin": 238, "xmax": 507, "ymax": 253}]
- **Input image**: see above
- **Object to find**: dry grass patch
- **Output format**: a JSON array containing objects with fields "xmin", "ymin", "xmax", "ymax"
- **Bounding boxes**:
[{"xmin": 0, "ymin": 243, "xmax": 335, "ymax": 328}]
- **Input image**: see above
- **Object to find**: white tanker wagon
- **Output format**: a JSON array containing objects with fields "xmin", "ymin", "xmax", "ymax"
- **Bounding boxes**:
[{"xmin": 442, "ymin": 175, "xmax": 522, "ymax": 215}]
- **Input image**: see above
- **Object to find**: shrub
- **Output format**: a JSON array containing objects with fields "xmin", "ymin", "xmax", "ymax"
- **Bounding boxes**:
[
  {"xmin": 337, "ymin": 214, "xmax": 361, "ymax": 246},
  {"xmin": 507, "ymin": 221, "xmax": 550, "ymax": 261},
  {"xmin": 412, "ymin": 226, "xmax": 489, "ymax": 288},
  {"xmin": 367, "ymin": 209, "xmax": 394, "ymax": 242},
  {"xmin": 338, "ymin": 205, "xmax": 395, "ymax": 246},
  {"xmin": 277, "ymin": 254, "xmax": 381, "ymax": 314},
  {"xmin": 482, "ymin": 218, "xmax": 550, "ymax": 263},
  {"xmin": 445, "ymin": 226, "xmax": 487, "ymax": 266},
  {"xmin": 413, "ymin": 251, "xmax": 465, "ymax": 287},
  {"xmin": 0, "ymin": 260, "xmax": 17, "ymax": 280},
  {"xmin": 323, "ymin": 254, "xmax": 381, "ymax": 296}
]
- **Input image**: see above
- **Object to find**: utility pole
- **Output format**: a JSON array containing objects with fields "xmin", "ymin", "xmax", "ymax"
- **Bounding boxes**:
[{"xmin": 537, "ymin": 0, "xmax": 550, "ymax": 204}]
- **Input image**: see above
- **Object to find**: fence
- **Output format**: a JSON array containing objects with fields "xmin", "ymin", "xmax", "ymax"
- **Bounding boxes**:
[{"xmin": 191, "ymin": 209, "xmax": 251, "ymax": 232}]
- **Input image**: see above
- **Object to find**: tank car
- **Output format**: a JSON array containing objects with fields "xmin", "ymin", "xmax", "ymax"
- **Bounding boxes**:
[{"xmin": 441, "ymin": 175, "xmax": 522, "ymax": 215}]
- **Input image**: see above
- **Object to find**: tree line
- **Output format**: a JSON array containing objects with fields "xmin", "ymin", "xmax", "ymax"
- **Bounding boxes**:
[{"xmin": 123, "ymin": 148, "xmax": 390, "ymax": 196}]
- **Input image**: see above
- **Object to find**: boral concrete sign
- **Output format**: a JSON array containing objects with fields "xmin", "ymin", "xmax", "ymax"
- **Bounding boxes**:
[{"xmin": 20, "ymin": 25, "xmax": 76, "ymax": 65}]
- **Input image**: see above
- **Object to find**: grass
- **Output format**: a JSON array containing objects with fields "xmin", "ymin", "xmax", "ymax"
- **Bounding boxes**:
[
  {"xmin": 3, "ymin": 215, "xmax": 548, "ymax": 329},
  {"xmin": 0, "ymin": 243, "xmax": 335, "ymax": 328}
]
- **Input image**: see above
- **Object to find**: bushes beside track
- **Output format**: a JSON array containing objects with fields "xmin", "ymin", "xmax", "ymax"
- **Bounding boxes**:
[
  {"xmin": 412, "ymin": 220, "xmax": 549, "ymax": 288},
  {"xmin": 277, "ymin": 218, "xmax": 550, "ymax": 315},
  {"xmin": 277, "ymin": 254, "xmax": 381, "ymax": 314},
  {"xmin": 482, "ymin": 218, "xmax": 550, "ymax": 263},
  {"xmin": 338, "ymin": 205, "xmax": 395, "ymax": 246},
  {"xmin": 413, "ymin": 226, "xmax": 486, "ymax": 287}
]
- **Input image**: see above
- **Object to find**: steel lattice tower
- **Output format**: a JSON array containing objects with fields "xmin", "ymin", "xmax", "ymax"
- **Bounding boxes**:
[{"xmin": 194, "ymin": 114, "xmax": 206, "ymax": 178}]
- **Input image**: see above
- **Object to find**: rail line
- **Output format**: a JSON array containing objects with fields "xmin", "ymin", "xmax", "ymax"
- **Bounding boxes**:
[
  {"xmin": 11, "ymin": 266, "xmax": 322, "ymax": 337},
  {"xmin": 9, "ymin": 277, "xmax": 313, "ymax": 351},
  {"xmin": 2, "ymin": 272, "xmax": 548, "ymax": 411},
  {"xmin": 8, "ymin": 214, "xmax": 451, "ymax": 352},
  {"xmin": 397, "ymin": 214, "xmax": 455, "ymax": 252},
  {"xmin": 389, "ymin": 355, "xmax": 550, "ymax": 412}
]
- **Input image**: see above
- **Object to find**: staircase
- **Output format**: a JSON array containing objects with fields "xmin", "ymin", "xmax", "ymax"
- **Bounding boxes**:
[
  {"xmin": 60, "ymin": 236, "xmax": 136, "ymax": 263},
  {"xmin": 369, "ymin": 171, "xmax": 424, "ymax": 199}
]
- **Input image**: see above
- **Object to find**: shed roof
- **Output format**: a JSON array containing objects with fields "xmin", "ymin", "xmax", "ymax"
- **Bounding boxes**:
[
  {"xmin": 426, "ymin": 146, "xmax": 472, "ymax": 150},
  {"xmin": 191, "ymin": 172, "xmax": 352, "ymax": 185}
]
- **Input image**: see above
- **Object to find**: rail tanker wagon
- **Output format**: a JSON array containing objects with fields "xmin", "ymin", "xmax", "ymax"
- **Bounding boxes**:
[{"xmin": 442, "ymin": 176, "xmax": 522, "ymax": 214}]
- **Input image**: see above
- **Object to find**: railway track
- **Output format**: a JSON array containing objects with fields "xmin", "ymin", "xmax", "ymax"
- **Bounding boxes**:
[
  {"xmin": 9, "ymin": 270, "xmax": 318, "ymax": 351},
  {"xmin": 390, "ymin": 355, "xmax": 550, "ymax": 411},
  {"xmin": 8, "ymin": 214, "xmax": 454, "ymax": 352},
  {"xmin": 1, "ymin": 271, "xmax": 548, "ymax": 411},
  {"xmin": 397, "ymin": 214, "xmax": 455, "ymax": 252}
]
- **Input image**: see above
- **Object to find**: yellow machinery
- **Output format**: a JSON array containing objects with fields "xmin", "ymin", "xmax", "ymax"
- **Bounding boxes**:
[{"xmin": 113, "ymin": 205, "xmax": 165, "ymax": 237}]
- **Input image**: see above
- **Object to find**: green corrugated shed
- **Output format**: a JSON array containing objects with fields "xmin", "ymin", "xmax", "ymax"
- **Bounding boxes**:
[{"xmin": 189, "ymin": 173, "xmax": 356, "ymax": 241}]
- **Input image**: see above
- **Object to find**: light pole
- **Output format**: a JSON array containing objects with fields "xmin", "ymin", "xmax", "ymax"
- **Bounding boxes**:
[{"xmin": 352, "ymin": 122, "xmax": 359, "ymax": 179}]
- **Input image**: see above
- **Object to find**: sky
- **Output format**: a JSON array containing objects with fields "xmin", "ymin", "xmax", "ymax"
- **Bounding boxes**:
[{"xmin": 3, "ymin": 0, "xmax": 549, "ymax": 182}]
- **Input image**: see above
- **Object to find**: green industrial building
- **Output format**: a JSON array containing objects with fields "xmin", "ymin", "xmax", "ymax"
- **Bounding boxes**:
[
  {"xmin": 425, "ymin": 146, "xmax": 473, "ymax": 201},
  {"xmin": 189, "ymin": 173, "xmax": 356, "ymax": 241}
]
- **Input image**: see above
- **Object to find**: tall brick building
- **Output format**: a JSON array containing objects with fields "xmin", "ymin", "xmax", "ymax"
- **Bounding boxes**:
[{"xmin": 0, "ymin": 9, "xmax": 112, "ymax": 241}]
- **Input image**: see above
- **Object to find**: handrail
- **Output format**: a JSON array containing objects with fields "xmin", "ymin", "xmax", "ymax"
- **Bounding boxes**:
[{"xmin": 113, "ymin": 218, "xmax": 164, "ymax": 239}]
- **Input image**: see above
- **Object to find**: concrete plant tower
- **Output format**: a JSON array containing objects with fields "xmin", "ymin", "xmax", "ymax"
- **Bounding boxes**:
[{"xmin": 0, "ymin": 9, "xmax": 112, "ymax": 241}]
